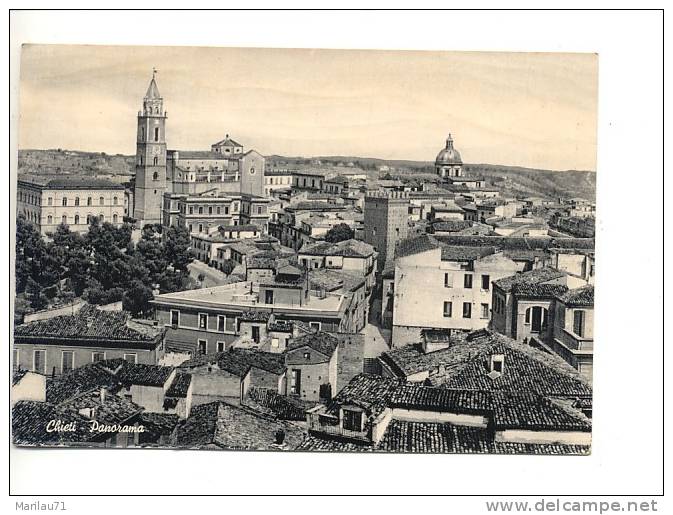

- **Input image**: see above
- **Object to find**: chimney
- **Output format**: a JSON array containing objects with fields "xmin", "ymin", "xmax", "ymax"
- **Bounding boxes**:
[
  {"xmin": 100, "ymin": 387, "xmax": 107, "ymax": 404},
  {"xmin": 489, "ymin": 354, "xmax": 505, "ymax": 377}
]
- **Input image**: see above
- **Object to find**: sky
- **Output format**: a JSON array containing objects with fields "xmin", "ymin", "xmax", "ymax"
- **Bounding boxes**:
[{"xmin": 18, "ymin": 45, "xmax": 598, "ymax": 171}]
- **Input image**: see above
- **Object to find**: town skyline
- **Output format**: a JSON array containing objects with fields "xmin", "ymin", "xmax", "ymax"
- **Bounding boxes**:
[{"xmin": 19, "ymin": 45, "xmax": 598, "ymax": 172}]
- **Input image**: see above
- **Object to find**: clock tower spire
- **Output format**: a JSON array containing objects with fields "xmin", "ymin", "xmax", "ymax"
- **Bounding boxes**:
[{"xmin": 133, "ymin": 70, "xmax": 168, "ymax": 224}]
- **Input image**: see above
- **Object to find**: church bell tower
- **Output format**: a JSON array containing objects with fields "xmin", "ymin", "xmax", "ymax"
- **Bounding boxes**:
[{"xmin": 133, "ymin": 69, "xmax": 167, "ymax": 224}]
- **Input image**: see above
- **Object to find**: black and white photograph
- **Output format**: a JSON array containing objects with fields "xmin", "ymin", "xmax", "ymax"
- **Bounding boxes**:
[{"xmin": 7, "ymin": 8, "xmax": 664, "ymax": 505}]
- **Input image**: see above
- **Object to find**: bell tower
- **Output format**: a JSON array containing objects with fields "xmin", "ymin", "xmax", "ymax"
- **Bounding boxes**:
[{"xmin": 133, "ymin": 69, "xmax": 167, "ymax": 224}]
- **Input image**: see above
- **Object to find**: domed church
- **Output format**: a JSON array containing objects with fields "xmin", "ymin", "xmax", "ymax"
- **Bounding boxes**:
[{"xmin": 435, "ymin": 134, "xmax": 463, "ymax": 179}]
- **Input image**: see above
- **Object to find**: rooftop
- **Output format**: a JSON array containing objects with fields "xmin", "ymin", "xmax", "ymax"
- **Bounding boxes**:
[
  {"xmin": 18, "ymin": 176, "xmax": 125, "ymax": 191},
  {"xmin": 300, "ymin": 239, "xmax": 375, "ymax": 258},
  {"xmin": 174, "ymin": 401, "xmax": 305, "ymax": 450},
  {"xmin": 179, "ymin": 348, "xmax": 286, "ymax": 377},
  {"xmin": 287, "ymin": 331, "xmax": 339, "ymax": 358},
  {"xmin": 14, "ymin": 304, "xmax": 165, "ymax": 350},
  {"xmin": 493, "ymin": 267, "xmax": 568, "ymax": 293},
  {"xmin": 557, "ymin": 285, "xmax": 594, "ymax": 307}
]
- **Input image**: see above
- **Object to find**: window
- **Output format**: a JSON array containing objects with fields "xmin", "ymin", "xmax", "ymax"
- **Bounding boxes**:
[
  {"xmin": 573, "ymin": 310, "xmax": 586, "ymax": 338},
  {"xmin": 99, "ymin": 196, "xmax": 104, "ymax": 206},
  {"xmin": 208, "ymin": 206, "xmax": 213, "ymax": 215},
  {"xmin": 217, "ymin": 315, "xmax": 226, "ymax": 332},
  {"xmin": 74, "ymin": 215, "xmax": 80, "ymax": 225},
  {"xmin": 444, "ymin": 273, "xmax": 453, "ymax": 288},
  {"xmin": 123, "ymin": 353, "xmax": 137, "ymax": 364},
  {"xmin": 216, "ymin": 207, "xmax": 221, "ymax": 215},
  {"xmin": 113, "ymin": 196, "xmax": 118, "ymax": 205},
  {"xmin": 481, "ymin": 274, "xmax": 490, "ymax": 291},
  {"xmin": 199, "ymin": 207, "xmax": 204, "ymax": 215},
  {"xmin": 153, "ymin": 157, "xmax": 158, "ymax": 166},
  {"xmin": 462, "ymin": 302, "xmax": 472, "ymax": 318},
  {"xmin": 47, "ymin": 215, "xmax": 53, "ymax": 224},
  {"xmin": 92, "ymin": 352, "xmax": 105, "ymax": 363},
  {"xmin": 87, "ymin": 197, "xmax": 92, "ymax": 206},
  {"xmin": 198, "ymin": 313, "xmax": 208, "ymax": 330},
  {"xmin": 60, "ymin": 351, "xmax": 74, "ymax": 374},
  {"xmin": 170, "ymin": 310, "xmax": 180, "ymax": 326},
  {"xmin": 309, "ymin": 321, "xmax": 321, "ymax": 331},
  {"xmin": 154, "ymin": 127, "xmax": 159, "ymax": 141},
  {"xmin": 62, "ymin": 197, "xmax": 68, "ymax": 206},
  {"xmin": 48, "ymin": 197, "xmax": 53, "ymax": 206},
  {"xmin": 198, "ymin": 340, "xmax": 207, "ymax": 354},
  {"xmin": 464, "ymin": 274, "xmax": 473, "ymax": 289},
  {"xmin": 257, "ymin": 206, "xmax": 262, "ymax": 215},
  {"xmin": 113, "ymin": 214, "xmax": 118, "ymax": 224},
  {"xmin": 33, "ymin": 350, "xmax": 46, "ymax": 373},
  {"xmin": 342, "ymin": 409, "xmax": 362, "ymax": 431},
  {"xmin": 443, "ymin": 301, "xmax": 453, "ymax": 317},
  {"xmin": 75, "ymin": 197, "xmax": 80, "ymax": 206},
  {"xmin": 225, "ymin": 316, "xmax": 236, "ymax": 332},
  {"xmin": 188, "ymin": 224, "xmax": 193, "ymax": 233},
  {"xmin": 61, "ymin": 215, "xmax": 67, "ymax": 225},
  {"xmin": 189, "ymin": 206, "xmax": 194, "ymax": 214},
  {"xmin": 290, "ymin": 369, "xmax": 301, "ymax": 395},
  {"xmin": 303, "ymin": 352, "xmax": 311, "ymax": 360},
  {"xmin": 481, "ymin": 303, "xmax": 490, "ymax": 319},
  {"xmin": 198, "ymin": 224, "xmax": 203, "ymax": 233},
  {"xmin": 99, "ymin": 214, "xmax": 104, "ymax": 222},
  {"xmin": 224, "ymin": 206, "xmax": 229, "ymax": 215},
  {"xmin": 271, "ymin": 338, "xmax": 279, "ymax": 349},
  {"xmin": 216, "ymin": 341, "xmax": 225, "ymax": 353}
]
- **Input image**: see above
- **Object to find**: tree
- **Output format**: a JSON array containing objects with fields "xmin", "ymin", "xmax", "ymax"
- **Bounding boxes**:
[
  {"xmin": 25, "ymin": 277, "xmax": 47, "ymax": 310},
  {"xmin": 157, "ymin": 269, "xmax": 191, "ymax": 294},
  {"xmin": 122, "ymin": 280, "xmax": 154, "ymax": 317},
  {"xmin": 163, "ymin": 225, "xmax": 193, "ymax": 271},
  {"xmin": 324, "ymin": 223, "xmax": 354, "ymax": 243}
]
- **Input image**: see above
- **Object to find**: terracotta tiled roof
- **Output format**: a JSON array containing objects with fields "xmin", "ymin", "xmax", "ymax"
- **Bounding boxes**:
[
  {"xmin": 377, "ymin": 420, "xmax": 590, "ymax": 454},
  {"xmin": 18, "ymin": 176, "xmax": 125, "ymax": 190},
  {"xmin": 395, "ymin": 234, "xmax": 442, "ymax": 259},
  {"xmin": 246, "ymin": 387, "xmax": 308, "ymax": 421},
  {"xmin": 179, "ymin": 348, "xmax": 286, "ymax": 376},
  {"xmin": 434, "ymin": 235, "xmax": 594, "ymax": 251},
  {"xmin": 46, "ymin": 363, "xmax": 122, "ymax": 404},
  {"xmin": 12, "ymin": 401, "xmax": 93, "ymax": 445},
  {"xmin": 166, "ymin": 372, "xmax": 192, "ymax": 398},
  {"xmin": 287, "ymin": 332, "xmax": 339, "ymax": 358},
  {"xmin": 433, "ymin": 331, "xmax": 592, "ymax": 398},
  {"xmin": 64, "ymin": 389, "xmax": 142, "ymax": 426},
  {"xmin": 174, "ymin": 401, "xmax": 305, "ymax": 450},
  {"xmin": 493, "ymin": 267, "xmax": 567, "ymax": 293},
  {"xmin": 14, "ymin": 304, "xmax": 165, "ymax": 350},
  {"xmin": 557, "ymin": 285, "xmax": 594, "ymax": 307},
  {"xmin": 115, "ymin": 362, "xmax": 174, "ymax": 387},
  {"xmin": 300, "ymin": 239, "xmax": 375, "ymax": 258},
  {"xmin": 441, "ymin": 245, "xmax": 495, "ymax": 262}
]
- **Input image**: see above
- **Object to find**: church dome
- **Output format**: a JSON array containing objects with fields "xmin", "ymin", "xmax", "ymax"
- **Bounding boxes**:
[{"xmin": 435, "ymin": 134, "xmax": 462, "ymax": 165}]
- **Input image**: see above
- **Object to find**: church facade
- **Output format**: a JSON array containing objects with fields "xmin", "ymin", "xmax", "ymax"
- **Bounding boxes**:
[{"xmin": 133, "ymin": 73, "xmax": 265, "ymax": 225}]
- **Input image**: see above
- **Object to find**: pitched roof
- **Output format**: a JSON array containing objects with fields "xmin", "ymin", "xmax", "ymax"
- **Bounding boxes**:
[
  {"xmin": 287, "ymin": 331, "xmax": 339, "ymax": 358},
  {"xmin": 179, "ymin": 348, "xmax": 286, "ymax": 376},
  {"xmin": 18, "ymin": 176, "xmax": 125, "ymax": 191},
  {"xmin": 493, "ymin": 267, "xmax": 567, "ymax": 293},
  {"xmin": 14, "ymin": 304, "xmax": 165, "ymax": 349},
  {"xmin": 12, "ymin": 401, "xmax": 93, "ymax": 445},
  {"xmin": 377, "ymin": 420, "xmax": 590, "ymax": 454},
  {"xmin": 557, "ymin": 285, "xmax": 594, "ymax": 307},
  {"xmin": 395, "ymin": 234, "xmax": 442, "ymax": 259},
  {"xmin": 432, "ymin": 330, "xmax": 592, "ymax": 398},
  {"xmin": 114, "ymin": 362, "xmax": 174, "ymax": 387},
  {"xmin": 212, "ymin": 136, "xmax": 243, "ymax": 147},
  {"xmin": 441, "ymin": 245, "xmax": 496, "ymax": 262},
  {"xmin": 165, "ymin": 372, "xmax": 192, "ymax": 398},
  {"xmin": 174, "ymin": 401, "xmax": 305, "ymax": 450},
  {"xmin": 434, "ymin": 235, "xmax": 595, "ymax": 252},
  {"xmin": 64, "ymin": 389, "xmax": 142, "ymax": 426},
  {"xmin": 300, "ymin": 239, "xmax": 375, "ymax": 258},
  {"xmin": 46, "ymin": 363, "xmax": 122, "ymax": 404}
]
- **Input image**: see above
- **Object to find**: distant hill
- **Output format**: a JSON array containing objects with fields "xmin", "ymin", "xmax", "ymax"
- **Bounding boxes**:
[
  {"xmin": 17, "ymin": 149, "xmax": 596, "ymax": 201},
  {"xmin": 18, "ymin": 149, "xmax": 135, "ymax": 177}
]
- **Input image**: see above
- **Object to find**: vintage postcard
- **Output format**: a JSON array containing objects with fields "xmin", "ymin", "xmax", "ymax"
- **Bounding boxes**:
[{"xmin": 12, "ymin": 45, "xmax": 596, "ymax": 454}]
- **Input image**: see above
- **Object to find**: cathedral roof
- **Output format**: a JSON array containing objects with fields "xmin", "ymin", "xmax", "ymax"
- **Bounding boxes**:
[
  {"xmin": 435, "ymin": 134, "xmax": 463, "ymax": 165},
  {"xmin": 145, "ymin": 77, "xmax": 161, "ymax": 99}
]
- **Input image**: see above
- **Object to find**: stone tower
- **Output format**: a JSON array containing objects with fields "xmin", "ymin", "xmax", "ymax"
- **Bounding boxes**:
[
  {"xmin": 133, "ymin": 70, "xmax": 167, "ymax": 224},
  {"xmin": 364, "ymin": 191, "xmax": 410, "ymax": 272}
]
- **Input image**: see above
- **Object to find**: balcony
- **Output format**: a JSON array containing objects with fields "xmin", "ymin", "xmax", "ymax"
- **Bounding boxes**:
[
  {"xmin": 306, "ymin": 411, "xmax": 370, "ymax": 443},
  {"xmin": 554, "ymin": 327, "xmax": 594, "ymax": 356}
]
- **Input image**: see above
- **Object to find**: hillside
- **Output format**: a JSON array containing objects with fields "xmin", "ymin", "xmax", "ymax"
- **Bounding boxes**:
[{"xmin": 17, "ymin": 149, "xmax": 596, "ymax": 201}]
